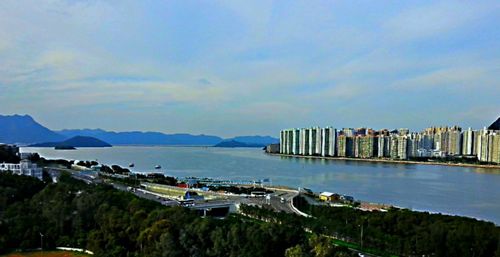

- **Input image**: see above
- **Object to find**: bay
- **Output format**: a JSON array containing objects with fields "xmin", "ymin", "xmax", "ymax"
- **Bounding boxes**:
[{"xmin": 23, "ymin": 146, "xmax": 500, "ymax": 224}]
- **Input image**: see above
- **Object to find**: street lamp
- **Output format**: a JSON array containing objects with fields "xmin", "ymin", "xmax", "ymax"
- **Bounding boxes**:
[
  {"xmin": 358, "ymin": 223, "xmax": 364, "ymax": 249},
  {"xmin": 358, "ymin": 218, "xmax": 367, "ymax": 249},
  {"xmin": 39, "ymin": 232, "xmax": 44, "ymax": 251}
]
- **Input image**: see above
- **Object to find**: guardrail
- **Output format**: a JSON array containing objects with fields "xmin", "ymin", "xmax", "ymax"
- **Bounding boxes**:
[
  {"xmin": 289, "ymin": 193, "xmax": 312, "ymax": 218},
  {"xmin": 56, "ymin": 247, "xmax": 94, "ymax": 255}
]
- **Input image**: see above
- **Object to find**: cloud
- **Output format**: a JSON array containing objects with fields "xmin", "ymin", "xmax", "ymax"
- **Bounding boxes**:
[
  {"xmin": 0, "ymin": 1, "xmax": 498, "ymax": 135},
  {"xmin": 197, "ymin": 78, "xmax": 212, "ymax": 86},
  {"xmin": 392, "ymin": 66, "xmax": 499, "ymax": 91},
  {"xmin": 384, "ymin": 1, "xmax": 495, "ymax": 41}
]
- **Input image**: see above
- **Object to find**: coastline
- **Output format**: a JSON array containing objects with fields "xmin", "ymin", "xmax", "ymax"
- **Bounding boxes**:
[{"xmin": 268, "ymin": 153, "xmax": 500, "ymax": 170}]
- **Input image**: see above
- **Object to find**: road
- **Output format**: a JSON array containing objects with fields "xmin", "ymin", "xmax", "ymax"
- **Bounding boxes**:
[
  {"xmin": 48, "ymin": 167, "xmax": 375, "ymax": 256},
  {"xmin": 48, "ymin": 167, "xmax": 305, "ymax": 216}
]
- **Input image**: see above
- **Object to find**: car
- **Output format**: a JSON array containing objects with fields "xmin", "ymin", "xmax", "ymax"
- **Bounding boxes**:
[{"xmin": 280, "ymin": 197, "xmax": 285, "ymax": 203}]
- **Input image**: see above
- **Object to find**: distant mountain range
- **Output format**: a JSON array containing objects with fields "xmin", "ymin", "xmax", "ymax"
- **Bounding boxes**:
[
  {"xmin": 0, "ymin": 115, "xmax": 65, "ymax": 144},
  {"xmin": 0, "ymin": 114, "xmax": 278, "ymax": 146},
  {"xmin": 29, "ymin": 136, "xmax": 112, "ymax": 148},
  {"xmin": 227, "ymin": 136, "xmax": 279, "ymax": 145},
  {"xmin": 57, "ymin": 129, "xmax": 224, "ymax": 146},
  {"xmin": 213, "ymin": 140, "xmax": 266, "ymax": 148}
]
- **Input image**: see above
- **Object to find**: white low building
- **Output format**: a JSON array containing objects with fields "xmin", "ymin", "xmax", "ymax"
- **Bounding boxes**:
[{"xmin": 0, "ymin": 159, "xmax": 43, "ymax": 180}]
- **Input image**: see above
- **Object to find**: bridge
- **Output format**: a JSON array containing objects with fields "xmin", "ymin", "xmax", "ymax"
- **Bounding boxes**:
[{"xmin": 188, "ymin": 201, "xmax": 237, "ymax": 217}]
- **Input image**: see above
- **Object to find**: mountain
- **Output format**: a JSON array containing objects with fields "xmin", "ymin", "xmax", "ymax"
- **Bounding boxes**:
[
  {"xmin": 0, "ymin": 114, "xmax": 65, "ymax": 144},
  {"xmin": 213, "ymin": 140, "xmax": 265, "ymax": 148},
  {"xmin": 0, "ymin": 114, "xmax": 276, "ymax": 146},
  {"xmin": 488, "ymin": 117, "xmax": 500, "ymax": 130},
  {"xmin": 225, "ymin": 135, "xmax": 279, "ymax": 145},
  {"xmin": 57, "ymin": 129, "xmax": 223, "ymax": 146},
  {"xmin": 29, "ymin": 136, "xmax": 112, "ymax": 148}
]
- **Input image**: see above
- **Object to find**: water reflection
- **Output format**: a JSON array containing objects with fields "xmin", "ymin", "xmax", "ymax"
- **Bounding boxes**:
[{"xmin": 22, "ymin": 146, "xmax": 500, "ymax": 224}]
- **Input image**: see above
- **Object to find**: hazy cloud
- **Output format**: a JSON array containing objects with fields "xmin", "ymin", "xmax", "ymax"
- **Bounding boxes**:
[{"xmin": 0, "ymin": 0, "xmax": 498, "ymax": 136}]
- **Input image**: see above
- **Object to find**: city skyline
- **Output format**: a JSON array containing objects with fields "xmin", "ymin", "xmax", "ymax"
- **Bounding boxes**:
[
  {"xmin": 0, "ymin": 1, "xmax": 499, "ymax": 137},
  {"xmin": 279, "ymin": 125, "xmax": 500, "ymax": 164}
]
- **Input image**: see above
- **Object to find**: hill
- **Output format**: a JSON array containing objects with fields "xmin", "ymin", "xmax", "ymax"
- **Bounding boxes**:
[
  {"xmin": 57, "ymin": 129, "xmax": 223, "ymax": 146},
  {"xmin": 213, "ymin": 140, "xmax": 265, "ymax": 148},
  {"xmin": 0, "ymin": 115, "xmax": 65, "ymax": 144},
  {"xmin": 225, "ymin": 135, "xmax": 279, "ymax": 145},
  {"xmin": 0, "ymin": 114, "xmax": 277, "ymax": 146},
  {"xmin": 488, "ymin": 117, "xmax": 500, "ymax": 130},
  {"xmin": 29, "ymin": 136, "xmax": 112, "ymax": 148}
]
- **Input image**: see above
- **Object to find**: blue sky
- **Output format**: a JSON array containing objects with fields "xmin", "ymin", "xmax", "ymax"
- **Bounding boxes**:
[{"xmin": 0, "ymin": 1, "xmax": 498, "ymax": 137}]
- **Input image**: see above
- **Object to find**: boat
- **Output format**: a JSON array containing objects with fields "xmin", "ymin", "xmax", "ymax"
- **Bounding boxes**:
[
  {"xmin": 155, "ymin": 165, "xmax": 161, "ymax": 169},
  {"xmin": 129, "ymin": 163, "xmax": 135, "ymax": 168}
]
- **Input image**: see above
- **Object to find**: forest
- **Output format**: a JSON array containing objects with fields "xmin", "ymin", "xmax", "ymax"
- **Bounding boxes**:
[
  {"xmin": 240, "ymin": 196, "xmax": 500, "ymax": 257},
  {"xmin": 1, "ymin": 168, "xmax": 499, "ymax": 257},
  {"xmin": 0, "ymin": 172, "xmax": 353, "ymax": 257}
]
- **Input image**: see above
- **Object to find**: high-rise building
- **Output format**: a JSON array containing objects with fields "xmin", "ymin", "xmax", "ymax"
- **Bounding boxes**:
[
  {"xmin": 477, "ymin": 129, "xmax": 491, "ymax": 162},
  {"xmin": 397, "ymin": 136, "xmax": 408, "ymax": 159},
  {"xmin": 292, "ymin": 129, "xmax": 300, "ymax": 155},
  {"xmin": 407, "ymin": 133, "xmax": 418, "ymax": 158},
  {"xmin": 304, "ymin": 128, "xmax": 311, "ymax": 155},
  {"xmin": 308, "ymin": 127, "xmax": 321, "ymax": 155},
  {"xmin": 462, "ymin": 128, "xmax": 475, "ymax": 156},
  {"xmin": 377, "ymin": 135, "xmax": 390, "ymax": 157},
  {"xmin": 359, "ymin": 136, "xmax": 377, "ymax": 158},
  {"xmin": 355, "ymin": 128, "xmax": 367, "ymax": 136},
  {"xmin": 398, "ymin": 128, "xmax": 409, "ymax": 136},
  {"xmin": 342, "ymin": 128, "xmax": 355, "ymax": 137},
  {"xmin": 281, "ymin": 125, "xmax": 498, "ymax": 164},
  {"xmin": 418, "ymin": 134, "xmax": 434, "ymax": 151},
  {"xmin": 299, "ymin": 128, "xmax": 307, "ymax": 155},
  {"xmin": 491, "ymin": 133, "xmax": 500, "ymax": 164},
  {"xmin": 321, "ymin": 127, "xmax": 336, "ymax": 156},
  {"xmin": 389, "ymin": 136, "xmax": 399, "ymax": 159},
  {"xmin": 448, "ymin": 127, "xmax": 462, "ymax": 156},
  {"xmin": 280, "ymin": 130, "xmax": 285, "ymax": 153},
  {"xmin": 337, "ymin": 135, "xmax": 354, "ymax": 157}
]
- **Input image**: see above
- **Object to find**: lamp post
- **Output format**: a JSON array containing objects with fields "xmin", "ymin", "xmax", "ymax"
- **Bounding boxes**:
[
  {"xmin": 358, "ymin": 218, "xmax": 366, "ymax": 249},
  {"xmin": 359, "ymin": 223, "xmax": 364, "ymax": 249},
  {"xmin": 39, "ymin": 232, "xmax": 44, "ymax": 251}
]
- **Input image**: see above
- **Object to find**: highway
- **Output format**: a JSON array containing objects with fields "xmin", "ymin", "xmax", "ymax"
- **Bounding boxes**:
[
  {"xmin": 48, "ymin": 167, "xmax": 305, "ymax": 216},
  {"xmin": 48, "ymin": 167, "xmax": 374, "ymax": 256}
]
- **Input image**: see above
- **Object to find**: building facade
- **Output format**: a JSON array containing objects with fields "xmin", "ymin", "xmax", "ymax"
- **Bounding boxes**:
[{"xmin": 279, "ymin": 125, "xmax": 500, "ymax": 164}]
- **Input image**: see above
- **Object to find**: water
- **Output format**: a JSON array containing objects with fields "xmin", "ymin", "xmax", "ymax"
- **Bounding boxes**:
[{"xmin": 23, "ymin": 146, "xmax": 500, "ymax": 224}]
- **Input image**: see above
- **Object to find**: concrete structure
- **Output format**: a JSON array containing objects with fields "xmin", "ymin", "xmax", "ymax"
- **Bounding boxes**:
[
  {"xmin": 337, "ymin": 135, "xmax": 354, "ymax": 157},
  {"xmin": 321, "ymin": 127, "xmax": 336, "ymax": 156},
  {"xmin": 462, "ymin": 128, "xmax": 475, "ymax": 156},
  {"xmin": 407, "ymin": 134, "xmax": 419, "ymax": 158},
  {"xmin": 397, "ymin": 136, "xmax": 408, "ymax": 159},
  {"xmin": 280, "ymin": 125, "xmax": 500, "ymax": 164},
  {"xmin": 309, "ymin": 127, "xmax": 321, "ymax": 155},
  {"xmin": 0, "ymin": 159, "xmax": 43, "ymax": 180},
  {"xmin": 319, "ymin": 192, "xmax": 336, "ymax": 201},
  {"xmin": 377, "ymin": 135, "xmax": 390, "ymax": 158},
  {"xmin": 265, "ymin": 144, "xmax": 280, "ymax": 154},
  {"xmin": 448, "ymin": 129, "xmax": 462, "ymax": 156}
]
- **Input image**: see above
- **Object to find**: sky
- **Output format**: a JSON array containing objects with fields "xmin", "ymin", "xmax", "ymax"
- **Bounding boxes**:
[{"xmin": 0, "ymin": 0, "xmax": 499, "ymax": 137}]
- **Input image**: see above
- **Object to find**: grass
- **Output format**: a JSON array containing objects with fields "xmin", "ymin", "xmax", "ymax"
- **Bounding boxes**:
[{"xmin": 2, "ymin": 250, "xmax": 90, "ymax": 257}]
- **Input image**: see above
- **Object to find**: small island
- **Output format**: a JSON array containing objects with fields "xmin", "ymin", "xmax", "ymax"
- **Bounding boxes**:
[
  {"xmin": 213, "ymin": 140, "xmax": 265, "ymax": 148},
  {"xmin": 54, "ymin": 145, "xmax": 76, "ymax": 150},
  {"xmin": 29, "ymin": 136, "xmax": 112, "ymax": 148}
]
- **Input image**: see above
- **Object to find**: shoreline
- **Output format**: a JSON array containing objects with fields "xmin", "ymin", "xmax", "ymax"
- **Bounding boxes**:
[{"xmin": 267, "ymin": 153, "xmax": 500, "ymax": 170}]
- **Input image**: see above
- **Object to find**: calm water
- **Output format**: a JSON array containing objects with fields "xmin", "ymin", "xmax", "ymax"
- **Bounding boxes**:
[{"xmin": 23, "ymin": 146, "xmax": 500, "ymax": 224}]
